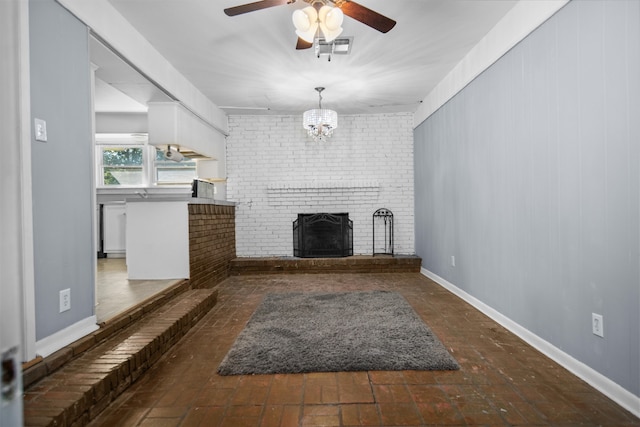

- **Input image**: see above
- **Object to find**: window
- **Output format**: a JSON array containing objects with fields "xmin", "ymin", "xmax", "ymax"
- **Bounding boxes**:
[{"xmin": 95, "ymin": 133, "xmax": 197, "ymax": 187}]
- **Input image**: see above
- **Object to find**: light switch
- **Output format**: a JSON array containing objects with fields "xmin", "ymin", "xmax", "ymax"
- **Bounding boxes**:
[{"xmin": 34, "ymin": 118, "xmax": 47, "ymax": 142}]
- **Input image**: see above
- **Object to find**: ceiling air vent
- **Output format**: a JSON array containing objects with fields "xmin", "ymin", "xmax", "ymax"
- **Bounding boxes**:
[{"xmin": 315, "ymin": 37, "xmax": 353, "ymax": 61}]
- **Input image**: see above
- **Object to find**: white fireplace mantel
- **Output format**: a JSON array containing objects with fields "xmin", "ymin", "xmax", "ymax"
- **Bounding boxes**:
[{"xmin": 267, "ymin": 180, "xmax": 380, "ymax": 192}]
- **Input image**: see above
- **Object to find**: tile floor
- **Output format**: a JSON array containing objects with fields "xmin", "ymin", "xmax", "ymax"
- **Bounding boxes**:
[
  {"xmin": 96, "ymin": 258, "xmax": 180, "ymax": 322},
  {"xmin": 89, "ymin": 273, "xmax": 639, "ymax": 426}
]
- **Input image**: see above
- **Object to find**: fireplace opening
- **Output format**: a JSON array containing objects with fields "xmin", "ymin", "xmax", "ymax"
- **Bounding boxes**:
[{"xmin": 293, "ymin": 213, "xmax": 353, "ymax": 258}]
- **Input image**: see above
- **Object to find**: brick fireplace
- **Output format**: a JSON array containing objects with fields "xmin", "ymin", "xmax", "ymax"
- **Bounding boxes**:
[{"xmin": 227, "ymin": 113, "xmax": 415, "ymax": 257}]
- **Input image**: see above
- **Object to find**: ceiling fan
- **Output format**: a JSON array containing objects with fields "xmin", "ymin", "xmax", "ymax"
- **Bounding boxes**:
[{"xmin": 224, "ymin": 0, "xmax": 396, "ymax": 50}]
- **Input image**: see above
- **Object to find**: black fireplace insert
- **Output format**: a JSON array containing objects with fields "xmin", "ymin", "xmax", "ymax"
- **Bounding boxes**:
[{"xmin": 293, "ymin": 213, "xmax": 353, "ymax": 258}]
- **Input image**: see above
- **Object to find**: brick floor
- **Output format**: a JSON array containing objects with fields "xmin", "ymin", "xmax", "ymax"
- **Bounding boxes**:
[{"xmin": 89, "ymin": 273, "xmax": 640, "ymax": 426}]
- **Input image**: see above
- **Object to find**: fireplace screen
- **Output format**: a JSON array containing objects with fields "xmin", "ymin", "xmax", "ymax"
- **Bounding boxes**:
[{"xmin": 293, "ymin": 213, "xmax": 353, "ymax": 258}]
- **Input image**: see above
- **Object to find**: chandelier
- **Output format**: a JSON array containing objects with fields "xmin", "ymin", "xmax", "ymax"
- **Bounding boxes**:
[
  {"xmin": 303, "ymin": 87, "xmax": 338, "ymax": 141},
  {"xmin": 292, "ymin": 3, "xmax": 344, "ymax": 43}
]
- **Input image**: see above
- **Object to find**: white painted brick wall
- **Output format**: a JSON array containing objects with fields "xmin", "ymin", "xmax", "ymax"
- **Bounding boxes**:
[{"xmin": 227, "ymin": 113, "xmax": 415, "ymax": 257}]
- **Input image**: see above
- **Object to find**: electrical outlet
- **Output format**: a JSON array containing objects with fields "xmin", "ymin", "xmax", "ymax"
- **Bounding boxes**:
[
  {"xmin": 59, "ymin": 289, "xmax": 71, "ymax": 313},
  {"xmin": 451, "ymin": 255, "xmax": 456, "ymax": 267},
  {"xmin": 592, "ymin": 313, "xmax": 604, "ymax": 337}
]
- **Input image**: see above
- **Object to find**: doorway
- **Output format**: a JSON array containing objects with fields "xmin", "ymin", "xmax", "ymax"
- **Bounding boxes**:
[{"xmin": 90, "ymin": 36, "xmax": 178, "ymax": 322}]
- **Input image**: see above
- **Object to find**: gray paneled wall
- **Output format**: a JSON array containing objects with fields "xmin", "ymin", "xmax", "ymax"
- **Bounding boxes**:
[
  {"xmin": 30, "ymin": 0, "xmax": 95, "ymax": 339},
  {"xmin": 414, "ymin": 0, "xmax": 639, "ymax": 396}
]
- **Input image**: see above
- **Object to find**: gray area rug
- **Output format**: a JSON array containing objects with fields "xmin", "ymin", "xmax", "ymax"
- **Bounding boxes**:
[{"xmin": 217, "ymin": 291, "xmax": 459, "ymax": 375}]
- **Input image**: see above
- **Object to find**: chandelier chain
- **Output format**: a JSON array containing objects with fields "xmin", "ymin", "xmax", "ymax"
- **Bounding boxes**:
[{"xmin": 315, "ymin": 87, "xmax": 324, "ymax": 108}]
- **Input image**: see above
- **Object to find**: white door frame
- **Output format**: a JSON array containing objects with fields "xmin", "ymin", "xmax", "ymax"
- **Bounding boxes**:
[
  {"xmin": 17, "ymin": 0, "xmax": 37, "ymax": 364},
  {"xmin": 1, "ymin": 0, "xmax": 35, "ymax": 424}
]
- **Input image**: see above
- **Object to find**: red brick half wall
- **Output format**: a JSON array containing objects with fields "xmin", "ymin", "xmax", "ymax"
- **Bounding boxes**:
[{"xmin": 188, "ymin": 204, "xmax": 236, "ymax": 288}]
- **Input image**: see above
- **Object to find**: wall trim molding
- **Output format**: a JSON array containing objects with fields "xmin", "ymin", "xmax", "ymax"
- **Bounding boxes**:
[
  {"xmin": 421, "ymin": 267, "xmax": 640, "ymax": 419},
  {"xmin": 35, "ymin": 316, "xmax": 99, "ymax": 358}
]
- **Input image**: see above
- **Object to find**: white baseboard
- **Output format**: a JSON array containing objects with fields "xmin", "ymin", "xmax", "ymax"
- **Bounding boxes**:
[
  {"xmin": 35, "ymin": 316, "xmax": 99, "ymax": 358},
  {"xmin": 421, "ymin": 267, "xmax": 640, "ymax": 419}
]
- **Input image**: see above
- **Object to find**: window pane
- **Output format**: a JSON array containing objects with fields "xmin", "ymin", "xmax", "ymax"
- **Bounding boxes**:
[
  {"xmin": 104, "ymin": 167, "xmax": 143, "ymax": 186},
  {"xmin": 101, "ymin": 147, "xmax": 144, "ymax": 186},
  {"xmin": 103, "ymin": 147, "xmax": 143, "ymax": 166},
  {"xmin": 156, "ymin": 166, "xmax": 197, "ymax": 184},
  {"xmin": 155, "ymin": 149, "xmax": 196, "ymax": 184}
]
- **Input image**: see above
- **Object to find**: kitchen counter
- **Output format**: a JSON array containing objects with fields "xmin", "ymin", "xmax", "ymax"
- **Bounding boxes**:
[
  {"xmin": 125, "ymin": 198, "xmax": 234, "ymax": 280},
  {"xmin": 125, "ymin": 197, "xmax": 236, "ymax": 206}
]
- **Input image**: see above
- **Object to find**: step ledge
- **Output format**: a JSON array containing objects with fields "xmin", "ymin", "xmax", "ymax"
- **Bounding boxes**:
[
  {"xmin": 23, "ymin": 288, "xmax": 217, "ymax": 427},
  {"xmin": 230, "ymin": 255, "xmax": 422, "ymax": 275},
  {"xmin": 23, "ymin": 279, "xmax": 191, "ymax": 390}
]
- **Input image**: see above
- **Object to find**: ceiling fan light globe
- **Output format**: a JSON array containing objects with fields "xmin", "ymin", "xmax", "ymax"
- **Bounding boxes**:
[
  {"xmin": 323, "ymin": 6, "xmax": 344, "ymax": 30},
  {"xmin": 298, "ymin": 6, "xmax": 318, "ymax": 28},
  {"xmin": 319, "ymin": 22, "xmax": 342, "ymax": 42},
  {"xmin": 292, "ymin": 8, "xmax": 312, "ymax": 31},
  {"xmin": 295, "ymin": 22, "xmax": 318, "ymax": 43},
  {"xmin": 303, "ymin": 5, "xmax": 318, "ymax": 20},
  {"xmin": 317, "ymin": 5, "xmax": 330, "ymax": 21}
]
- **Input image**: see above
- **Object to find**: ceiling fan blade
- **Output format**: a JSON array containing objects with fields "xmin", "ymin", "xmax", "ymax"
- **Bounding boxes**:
[
  {"xmin": 296, "ymin": 37, "xmax": 313, "ymax": 50},
  {"xmin": 224, "ymin": 0, "xmax": 292, "ymax": 16},
  {"xmin": 337, "ymin": 0, "xmax": 396, "ymax": 33}
]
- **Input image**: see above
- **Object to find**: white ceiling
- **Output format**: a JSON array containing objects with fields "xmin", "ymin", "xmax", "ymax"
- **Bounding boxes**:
[{"xmin": 94, "ymin": 0, "xmax": 519, "ymax": 116}]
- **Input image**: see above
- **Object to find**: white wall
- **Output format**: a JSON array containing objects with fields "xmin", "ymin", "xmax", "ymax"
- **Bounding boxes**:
[{"xmin": 227, "ymin": 113, "xmax": 414, "ymax": 257}]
